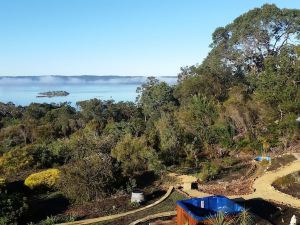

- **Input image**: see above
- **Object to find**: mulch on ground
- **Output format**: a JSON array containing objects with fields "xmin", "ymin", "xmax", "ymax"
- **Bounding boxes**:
[
  {"xmin": 63, "ymin": 188, "xmax": 167, "ymax": 220},
  {"xmin": 267, "ymin": 154, "xmax": 297, "ymax": 171},
  {"xmin": 272, "ymin": 171, "xmax": 300, "ymax": 199},
  {"xmin": 94, "ymin": 191, "xmax": 187, "ymax": 225},
  {"xmin": 197, "ymin": 162, "xmax": 257, "ymax": 196},
  {"xmin": 198, "ymin": 179, "xmax": 254, "ymax": 196}
]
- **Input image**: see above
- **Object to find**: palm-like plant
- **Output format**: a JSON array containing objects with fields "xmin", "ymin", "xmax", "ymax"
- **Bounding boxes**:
[
  {"xmin": 237, "ymin": 210, "xmax": 254, "ymax": 225},
  {"xmin": 207, "ymin": 212, "xmax": 235, "ymax": 225}
]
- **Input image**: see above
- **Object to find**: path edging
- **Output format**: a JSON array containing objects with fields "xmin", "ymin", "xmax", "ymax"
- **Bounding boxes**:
[{"xmin": 129, "ymin": 211, "xmax": 176, "ymax": 225}]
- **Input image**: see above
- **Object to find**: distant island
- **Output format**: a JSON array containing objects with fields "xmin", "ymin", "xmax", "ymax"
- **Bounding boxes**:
[{"xmin": 37, "ymin": 91, "xmax": 69, "ymax": 98}]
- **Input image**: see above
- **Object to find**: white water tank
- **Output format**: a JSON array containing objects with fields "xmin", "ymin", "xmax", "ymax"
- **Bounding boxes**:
[
  {"xmin": 131, "ymin": 190, "xmax": 145, "ymax": 203},
  {"xmin": 290, "ymin": 215, "xmax": 296, "ymax": 225}
]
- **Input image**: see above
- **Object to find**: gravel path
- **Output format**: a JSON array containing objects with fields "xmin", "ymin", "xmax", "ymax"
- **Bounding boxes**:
[{"xmin": 248, "ymin": 157, "xmax": 300, "ymax": 208}]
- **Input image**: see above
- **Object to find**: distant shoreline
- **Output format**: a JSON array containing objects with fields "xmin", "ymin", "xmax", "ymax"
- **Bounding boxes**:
[{"xmin": 0, "ymin": 75, "xmax": 177, "ymax": 86}]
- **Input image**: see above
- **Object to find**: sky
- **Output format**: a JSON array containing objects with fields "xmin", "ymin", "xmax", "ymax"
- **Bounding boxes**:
[{"xmin": 0, "ymin": 0, "xmax": 299, "ymax": 77}]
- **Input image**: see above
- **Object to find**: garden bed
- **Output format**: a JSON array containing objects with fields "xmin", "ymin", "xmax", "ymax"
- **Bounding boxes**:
[
  {"xmin": 206, "ymin": 162, "xmax": 253, "ymax": 184},
  {"xmin": 272, "ymin": 171, "xmax": 300, "ymax": 199},
  {"xmin": 63, "ymin": 188, "xmax": 167, "ymax": 219},
  {"xmin": 267, "ymin": 154, "xmax": 297, "ymax": 171},
  {"xmin": 93, "ymin": 191, "xmax": 187, "ymax": 225}
]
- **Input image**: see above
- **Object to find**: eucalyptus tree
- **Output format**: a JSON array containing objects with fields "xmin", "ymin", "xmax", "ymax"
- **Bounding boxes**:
[{"xmin": 210, "ymin": 4, "xmax": 300, "ymax": 74}]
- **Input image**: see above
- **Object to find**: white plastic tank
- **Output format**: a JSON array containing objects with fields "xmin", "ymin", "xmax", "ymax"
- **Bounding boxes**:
[{"xmin": 131, "ymin": 190, "xmax": 145, "ymax": 203}]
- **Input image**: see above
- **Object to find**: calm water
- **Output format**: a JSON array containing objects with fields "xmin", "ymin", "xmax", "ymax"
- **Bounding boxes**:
[{"xmin": 0, "ymin": 76, "xmax": 176, "ymax": 106}]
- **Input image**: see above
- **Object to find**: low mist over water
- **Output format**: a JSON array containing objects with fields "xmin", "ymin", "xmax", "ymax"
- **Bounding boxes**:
[{"xmin": 0, "ymin": 75, "xmax": 177, "ymax": 106}]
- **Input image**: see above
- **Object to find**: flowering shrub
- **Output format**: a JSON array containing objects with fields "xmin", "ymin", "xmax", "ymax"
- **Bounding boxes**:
[{"xmin": 24, "ymin": 169, "xmax": 60, "ymax": 190}]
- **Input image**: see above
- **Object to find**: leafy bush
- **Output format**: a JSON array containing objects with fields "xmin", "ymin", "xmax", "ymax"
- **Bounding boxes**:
[
  {"xmin": 126, "ymin": 178, "xmax": 137, "ymax": 193},
  {"xmin": 24, "ymin": 169, "xmax": 60, "ymax": 190},
  {"xmin": 222, "ymin": 157, "xmax": 239, "ymax": 167},
  {"xmin": 237, "ymin": 210, "xmax": 254, "ymax": 225},
  {"xmin": 112, "ymin": 134, "xmax": 162, "ymax": 176},
  {"xmin": 0, "ymin": 144, "xmax": 60, "ymax": 176},
  {"xmin": 57, "ymin": 154, "xmax": 122, "ymax": 203},
  {"xmin": 207, "ymin": 210, "xmax": 254, "ymax": 225},
  {"xmin": 28, "ymin": 215, "xmax": 76, "ymax": 225},
  {"xmin": 0, "ymin": 178, "xmax": 5, "ymax": 188},
  {"xmin": 0, "ymin": 190, "xmax": 28, "ymax": 225},
  {"xmin": 197, "ymin": 161, "xmax": 221, "ymax": 182},
  {"xmin": 207, "ymin": 211, "xmax": 235, "ymax": 225},
  {"xmin": 0, "ymin": 145, "xmax": 35, "ymax": 175}
]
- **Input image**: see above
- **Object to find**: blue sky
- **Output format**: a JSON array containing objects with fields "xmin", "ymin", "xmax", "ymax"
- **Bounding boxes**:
[{"xmin": 0, "ymin": 0, "xmax": 299, "ymax": 76}]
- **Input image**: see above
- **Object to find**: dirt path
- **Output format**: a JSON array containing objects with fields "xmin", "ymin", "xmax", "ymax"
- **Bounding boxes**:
[
  {"xmin": 178, "ymin": 154, "xmax": 300, "ymax": 208},
  {"xmin": 246, "ymin": 158, "xmax": 300, "ymax": 207}
]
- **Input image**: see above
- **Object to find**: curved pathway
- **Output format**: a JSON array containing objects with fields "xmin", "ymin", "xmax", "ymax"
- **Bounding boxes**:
[
  {"xmin": 182, "ymin": 155, "xmax": 300, "ymax": 208},
  {"xmin": 247, "ymin": 159, "xmax": 300, "ymax": 207}
]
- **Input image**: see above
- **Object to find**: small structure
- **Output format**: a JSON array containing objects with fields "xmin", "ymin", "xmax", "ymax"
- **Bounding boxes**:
[
  {"xmin": 176, "ymin": 195, "xmax": 244, "ymax": 225},
  {"xmin": 131, "ymin": 190, "xmax": 145, "ymax": 203},
  {"xmin": 254, "ymin": 156, "xmax": 271, "ymax": 162}
]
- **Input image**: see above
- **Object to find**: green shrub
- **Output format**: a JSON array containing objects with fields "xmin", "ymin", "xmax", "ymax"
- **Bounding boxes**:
[
  {"xmin": 0, "ymin": 191, "xmax": 28, "ymax": 225},
  {"xmin": 208, "ymin": 211, "xmax": 235, "ymax": 225},
  {"xmin": 197, "ymin": 161, "xmax": 221, "ymax": 182},
  {"xmin": 237, "ymin": 210, "xmax": 254, "ymax": 225},
  {"xmin": 57, "ymin": 154, "xmax": 122, "ymax": 203},
  {"xmin": 24, "ymin": 169, "xmax": 60, "ymax": 190},
  {"xmin": 126, "ymin": 178, "xmax": 137, "ymax": 193},
  {"xmin": 112, "ymin": 134, "xmax": 162, "ymax": 176},
  {"xmin": 28, "ymin": 215, "xmax": 76, "ymax": 225},
  {"xmin": 0, "ymin": 144, "xmax": 58, "ymax": 176},
  {"xmin": 0, "ymin": 145, "xmax": 35, "ymax": 175},
  {"xmin": 222, "ymin": 157, "xmax": 239, "ymax": 167},
  {"xmin": 0, "ymin": 178, "xmax": 5, "ymax": 189}
]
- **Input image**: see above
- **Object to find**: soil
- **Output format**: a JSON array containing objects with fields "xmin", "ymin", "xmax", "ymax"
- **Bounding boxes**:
[
  {"xmin": 63, "ymin": 189, "xmax": 166, "ymax": 219},
  {"xmin": 21, "ymin": 186, "xmax": 166, "ymax": 224},
  {"xmin": 197, "ymin": 162, "xmax": 257, "ymax": 196},
  {"xmin": 198, "ymin": 178, "xmax": 254, "ymax": 196},
  {"xmin": 242, "ymin": 198, "xmax": 300, "ymax": 225},
  {"xmin": 207, "ymin": 162, "xmax": 251, "ymax": 183},
  {"xmin": 94, "ymin": 191, "xmax": 187, "ymax": 225}
]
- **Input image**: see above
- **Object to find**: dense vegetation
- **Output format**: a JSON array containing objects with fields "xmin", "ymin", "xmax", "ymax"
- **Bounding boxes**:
[{"xmin": 0, "ymin": 4, "xmax": 299, "ymax": 224}]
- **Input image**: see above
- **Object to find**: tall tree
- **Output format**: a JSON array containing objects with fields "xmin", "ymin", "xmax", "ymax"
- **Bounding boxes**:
[
  {"xmin": 136, "ymin": 77, "xmax": 176, "ymax": 121},
  {"xmin": 210, "ymin": 4, "xmax": 300, "ymax": 74}
]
